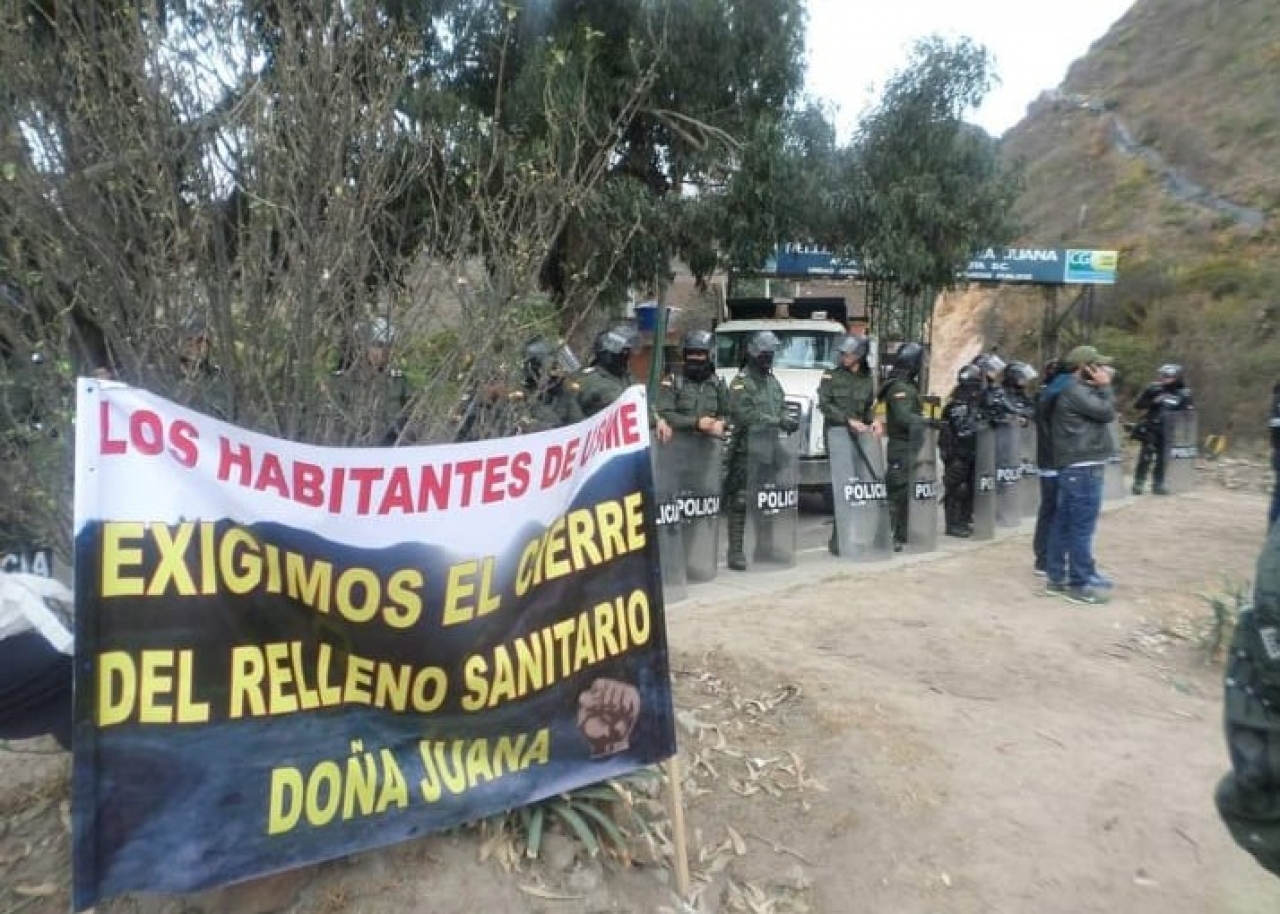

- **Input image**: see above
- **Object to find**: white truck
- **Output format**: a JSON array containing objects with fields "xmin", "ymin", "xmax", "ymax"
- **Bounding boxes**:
[{"xmin": 714, "ymin": 298, "xmax": 858, "ymax": 499}]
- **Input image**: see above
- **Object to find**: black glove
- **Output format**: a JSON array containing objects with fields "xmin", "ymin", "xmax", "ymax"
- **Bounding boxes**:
[{"xmin": 779, "ymin": 415, "xmax": 800, "ymax": 434}]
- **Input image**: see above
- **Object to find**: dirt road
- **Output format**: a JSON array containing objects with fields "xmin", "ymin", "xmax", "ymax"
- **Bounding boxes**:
[{"xmin": 3, "ymin": 481, "xmax": 1279, "ymax": 913}]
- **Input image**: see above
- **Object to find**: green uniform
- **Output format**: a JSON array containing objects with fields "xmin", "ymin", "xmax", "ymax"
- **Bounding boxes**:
[
  {"xmin": 569, "ymin": 366, "xmax": 631, "ymax": 418},
  {"xmin": 881, "ymin": 374, "xmax": 926, "ymax": 548},
  {"xmin": 725, "ymin": 364, "xmax": 794, "ymax": 567},
  {"xmin": 510, "ymin": 381, "xmax": 583, "ymax": 434},
  {"xmin": 329, "ymin": 366, "xmax": 411, "ymax": 446},
  {"xmin": 1217, "ymin": 522, "xmax": 1280, "ymax": 878},
  {"xmin": 654, "ymin": 373, "xmax": 729, "ymax": 433},
  {"xmin": 818, "ymin": 365, "xmax": 877, "ymax": 553}
]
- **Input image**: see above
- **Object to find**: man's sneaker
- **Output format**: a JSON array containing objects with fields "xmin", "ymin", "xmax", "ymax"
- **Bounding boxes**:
[
  {"xmin": 1088, "ymin": 573, "xmax": 1114, "ymax": 589},
  {"xmin": 1063, "ymin": 585, "xmax": 1108, "ymax": 605},
  {"xmin": 1033, "ymin": 566, "xmax": 1048, "ymax": 577},
  {"xmin": 1044, "ymin": 580, "xmax": 1067, "ymax": 597},
  {"xmin": 1152, "ymin": 485, "xmax": 1170, "ymax": 495}
]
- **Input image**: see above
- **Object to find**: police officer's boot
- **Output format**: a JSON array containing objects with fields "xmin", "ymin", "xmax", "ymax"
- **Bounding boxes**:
[{"xmin": 727, "ymin": 509, "xmax": 747, "ymax": 571}]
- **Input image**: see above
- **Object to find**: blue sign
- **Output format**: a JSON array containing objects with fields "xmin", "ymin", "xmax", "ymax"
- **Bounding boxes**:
[{"xmin": 758, "ymin": 245, "xmax": 1118, "ymax": 285}]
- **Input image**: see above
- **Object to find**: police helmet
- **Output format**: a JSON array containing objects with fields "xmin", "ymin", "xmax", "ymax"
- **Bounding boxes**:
[
  {"xmin": 893, "ymin": 341, "xmax": 924, "ymax": 375},
  {"xmin": 837, "ymin": 335, "xmax": 870, "ymax": 361},
  {"xmin": 365, "ymin": 316, "xmax": 395, "ymax": 346},
  {"xmin": 746, "ymin": 330, "xmax": 781, "ymax": 358},
  {"xmin": 1004, "ymin": 360, "xmax": 1038, "ymax": 387},
  {"xmin": 973, "ymin": 352, "xmax": 1006, "ymax": 378},
  {"xmin": 1158, "ymin": 363, "xmax": 1184, "ymax": 385},
  {"xmin": 957, "ymin": 364, "xmax": 982, "ymax": 387},
  {"xmin": 598, "ymin": 325, "xmax": 637, "ymax": 356},
  {"xmin": 524, "ymin": 338, "xmax": 555, "ymax": 364},
  {"xmin": 682, "ymin": 329, "xmax": 714, "ymax": 354}
]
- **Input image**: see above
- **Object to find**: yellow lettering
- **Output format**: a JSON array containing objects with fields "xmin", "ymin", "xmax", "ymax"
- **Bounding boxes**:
[
  {"xmin": 101, "ymin": 522, "xmax": 146, "ymax": 597},
  {"xmin": 97, "ymin": 650, "xmax": 137, "ymax": 726},
  {"xmin": 229, "ymin": 645, "xmax": 267, "ymax": 718},
  {"xmin": 147, "ymin": 522, "xmax": 197, "ymax": 596}
]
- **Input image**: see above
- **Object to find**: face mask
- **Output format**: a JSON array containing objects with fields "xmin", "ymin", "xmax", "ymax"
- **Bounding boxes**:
[
  {"xmin": 684, "ymin": 358, "xmax": 712, "ymax": 381},
  {"xmin": 755, "ymin": 352, "xmax": 774, "ymax": 371}
]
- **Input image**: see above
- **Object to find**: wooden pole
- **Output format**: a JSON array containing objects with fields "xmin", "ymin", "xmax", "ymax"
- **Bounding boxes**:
[{"xmin": 663, "ymin": 754, "xmax": 692, "ymax": 900}]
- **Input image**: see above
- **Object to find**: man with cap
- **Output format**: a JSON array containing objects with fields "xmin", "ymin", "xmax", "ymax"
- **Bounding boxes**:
[{"xmin": 1044, "ymin": 344, "xmax": 1117, "ymax": 605}]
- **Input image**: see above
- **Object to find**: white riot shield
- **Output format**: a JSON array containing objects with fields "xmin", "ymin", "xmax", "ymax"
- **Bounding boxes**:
[
  {"xmin": 828, "ymin": 429, "xmax": 892, "ymax": 562},
  {"xmin": 971, "ymin": 426, "xmax": 996, "ymax": 540},
  {"xmin": 995, "ymin": 423, "xmax": 1021, "ymax": 528},
  {"xmin": 671, "ymin": 432, "xmax": 723, "ymax": 583},
  {"xmin": 1104, "ymin": 419, "xmax": 1126, "ymax": 500},
  {"xmin": 1164, "ymin": 410, "xmax": 1198, "ymax": 494},
  {"xmin": 744, "ymin": 426, "xmax": 799, "ymax": 568},
  {"xmin": 651, "ymin": 443, "xmax": 688, "ymax": 603},
  {"xmin": 906, "ymin": 423, "xmax": 939, "ymax": 553},
  {"xmin": 1018, "ymin": 422, "xmax": 1039, "ymax": 517}
]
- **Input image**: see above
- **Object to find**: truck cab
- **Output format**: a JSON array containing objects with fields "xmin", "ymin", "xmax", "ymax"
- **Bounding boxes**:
[{"xmin": 714, "ymin": 298, "xmax": 854, "ymax": 494}]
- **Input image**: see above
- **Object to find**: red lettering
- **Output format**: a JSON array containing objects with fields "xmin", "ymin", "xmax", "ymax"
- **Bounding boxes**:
[
  {"xmin": 618, "ymin": 401, "xmax": 641, "ymax": 444},
  {"xmin": 509, "ymin": 451, "xmax": 532, "ymax": 497},
  {"xmin": 254, "ymin": 452, "xmax": 290, "ymax": 497},
  {"xmin": 378, "ymin": 467, "xmax": 415, "ymax": 514},
  {"xmin": 99, "ymin": 402, "xmax": 127, "ymax": 455},
  {"xmin": 417, "ymin": 464, "xmax": 451, "ymax": 511},
  {"xmin": 540, "ymin": 444, "xmax": 565, "ymax": 489},
  {"xmin": 348, "ymin": 467, "xmax": 384, "ymax": 514},
  {"xmin": 481, "ymin": 455, "xmax": 507, "ymax": 504},
  {"xmin": 328, "ymin": 467, "xmax": 346, "ymax": 513},
  {"xmin": 131, "ymin": 409, "xmax": 165, "ymax": 456},
  {"xmin": 167, "ymin": 420, "xmax": 199, "ymax": 468},
  {"xmin": 454, "ymin": 459, "xmax": 484, "ymax": 508},
  {"xmin": 294, "ymin": 461, "xmax": 326, "ymax": 508},
  {"xmin": 217, "ymin": 437, "xmax": 254, "ymax": 486}
]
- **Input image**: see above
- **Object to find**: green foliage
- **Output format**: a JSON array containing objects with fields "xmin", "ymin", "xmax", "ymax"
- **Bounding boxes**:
[
  {"xmin": 1198, "ymin": 577, "xmax": 1249, "ymax": 664},
  {"xmin": 480, "ymin": 770, "xmax": 665, "ymax": 864},
  {"xmin": 844, "ymin": 36, "xmax": 1021, "ymax": 294}
]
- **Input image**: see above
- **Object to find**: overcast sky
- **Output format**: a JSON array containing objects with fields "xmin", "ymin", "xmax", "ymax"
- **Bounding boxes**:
[{"xmin": 805, "ymin": 0, "xmax": 1135, "ymax": 138}]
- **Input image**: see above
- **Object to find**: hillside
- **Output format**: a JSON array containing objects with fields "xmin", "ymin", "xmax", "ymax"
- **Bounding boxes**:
[{"xmin": 940, "ymin": 0, "xmax": 1280, "ymax": 440}]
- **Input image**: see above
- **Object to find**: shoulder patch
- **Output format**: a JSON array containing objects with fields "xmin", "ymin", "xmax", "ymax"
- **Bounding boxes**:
[
  {"xmin": 568, "ymin": 381, "xmax": 581, "ymax": 391},
  {"xmin": 731, "ymin": 382, "xmax": 745, "ymax": 390},
  {"xmin": 893, "ymin": 391, "xmax": 906, "ymax": 399},
  {"xmin": 820, "ymin": 372, "xmax": 832, "ymax": 379}
]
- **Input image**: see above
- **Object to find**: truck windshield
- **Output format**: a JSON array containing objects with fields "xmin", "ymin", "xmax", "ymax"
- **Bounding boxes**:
[{"xmin": 715, "ymin": 331, "xmax": 839, "ymax": 370}]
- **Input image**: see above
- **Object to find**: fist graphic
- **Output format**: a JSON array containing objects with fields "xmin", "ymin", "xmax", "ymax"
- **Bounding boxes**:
[{"xmin": 576, "ymin": 678, "xmax": 642, "ymax": 757}]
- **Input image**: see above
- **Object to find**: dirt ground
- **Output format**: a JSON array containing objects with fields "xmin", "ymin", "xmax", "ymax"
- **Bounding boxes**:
[{"xmin": 4, "ymin": 464, "xmax": 1280, "ymax": 914}]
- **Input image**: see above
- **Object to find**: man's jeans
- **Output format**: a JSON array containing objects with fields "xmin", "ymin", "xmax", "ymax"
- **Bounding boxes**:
[
  {"xmin": 1033, "ymin": 473, "xmax": 1059, "ymax": 570},
  {"xmin": 1046, "ymin": 464, "xmax": 1104, "ymax": 588}
]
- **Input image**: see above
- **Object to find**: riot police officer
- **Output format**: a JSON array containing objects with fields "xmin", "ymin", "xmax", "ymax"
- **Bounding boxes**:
[
  {"xmin": 1001, "ymin": 360, "xmax": 1039, "ymax": 421},
  {"xmin": 330, "ymin": 317, "xmax": 412, "ymax": 446},
  {"xmin": 654, "ymin": 330, "xmax": 729, "ymax": 437},
  {"xmin": 1130, "ymin": 363, "xmax": 1194, "ymax": 494},
  {"xmin": 725, "ymin": 331, "xmax": 799, "ymax": 570},
  {"xmin": 880, "ymin": 342, "xmax": 930, "ymax": 551},
  {"xmin": 818, "ymin": 334, "xmax": 879, "ymax": 554},
  {"xmin": 509, "ymin": 338, "xmax": 582, "ymax": 433},
  {"xmin": 939, "ymin": 364, "xmax": 983, "ymax": 538},
  {"xmin": 571, "ymin": 325, "xmax": 638, "ymax": 417}
]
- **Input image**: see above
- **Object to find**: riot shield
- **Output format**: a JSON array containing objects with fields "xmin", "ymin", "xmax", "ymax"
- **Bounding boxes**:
[
  {"xmin": 650, "ymin": 442, "xmax": 688, "ymax": 602},
  {"xmin": 995, "ymin": 422, "xmax": 1022, "ymax": 528},
  {"xmin": 971, "ymin": 426, "xmax": 996, "ymax": 540},
  {"xmin": 670, "ymin": 432, "xmax": 723, "ymax": 583},
  {"xmin": 828, "ymin": 429, "xmax": 892, "ymax": 562},
  {"xmin": 744, "ymin": 425, "xmax": 799, "ymax": 568},
  {"xmin": 1018, "ymin": 422, "xmax": 1039, "ymax": 517},
  {"xmin": 906, "ymin": 423, "xmax": 939, "ymax": 553},
  {"xmin": 1164, "ymin": 410, "xmax": 1198, "ymax": 494},
  {"xmin": 1103, "ymin": 419, "xmax": 1126, "ymax": 500}
]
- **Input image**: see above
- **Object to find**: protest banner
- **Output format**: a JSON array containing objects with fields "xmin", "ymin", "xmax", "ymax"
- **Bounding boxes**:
[{"xmin": 71, "ymin": 380, "xmax": 676, "ymax": 909}]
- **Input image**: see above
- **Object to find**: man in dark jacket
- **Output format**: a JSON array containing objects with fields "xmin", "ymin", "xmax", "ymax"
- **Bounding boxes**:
[{"xmin": 1044, "ymin": 345, "xmax": 1116, "ymax": 605}]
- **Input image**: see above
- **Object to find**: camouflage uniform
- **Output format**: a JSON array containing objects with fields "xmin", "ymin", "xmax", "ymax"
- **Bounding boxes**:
[{"xmin": 1217, "ymin": 522, "xmax": 1280, "ymax": 877}]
